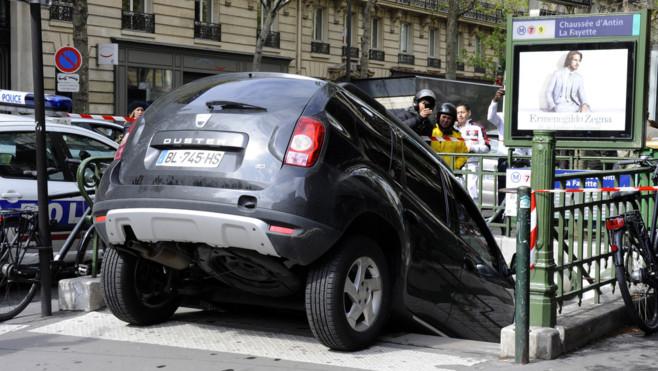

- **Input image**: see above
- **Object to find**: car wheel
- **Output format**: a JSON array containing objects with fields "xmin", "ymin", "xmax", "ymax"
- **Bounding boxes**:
[
  {"xmin": 101, "ymin": 247, "xmax": 180, "ymax": 325},
  {"xmin": 305, "ymin": 235, "xmax": 390, "ymax": 351}
]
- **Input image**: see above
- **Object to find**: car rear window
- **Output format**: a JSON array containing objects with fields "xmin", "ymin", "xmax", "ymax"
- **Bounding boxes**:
[{"xmin": 148, "ymin": 75, "xmax": 326, "ymax": 116}]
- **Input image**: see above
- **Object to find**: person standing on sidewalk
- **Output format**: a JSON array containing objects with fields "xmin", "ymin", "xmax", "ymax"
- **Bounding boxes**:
[
  {"xmin": 395, "ymin": 89, "xmax": 437, "ymax": 141},
  {"xmin": 456, "ymin": 103, "xmax": 490, "ymax": 201}
]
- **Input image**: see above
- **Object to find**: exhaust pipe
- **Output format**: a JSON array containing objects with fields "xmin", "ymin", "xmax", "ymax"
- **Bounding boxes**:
[{"xmin": 127, "ymin": 241, "xmax": 190, "ymax": 270}]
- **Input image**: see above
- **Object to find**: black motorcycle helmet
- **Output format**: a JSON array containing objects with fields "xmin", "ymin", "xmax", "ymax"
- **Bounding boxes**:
[
  {"xmin": 413, "ymin": 89, "xmax": 437, "ymax": 111},
  {"xmin": 437, "ymin": 102, "xmax": 457, "ymax": 119}
]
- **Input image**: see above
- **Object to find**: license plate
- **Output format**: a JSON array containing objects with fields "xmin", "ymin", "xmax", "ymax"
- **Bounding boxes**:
[{"xmin": 156, "ymin": 149, "xmax": 224, "ymax": 168}]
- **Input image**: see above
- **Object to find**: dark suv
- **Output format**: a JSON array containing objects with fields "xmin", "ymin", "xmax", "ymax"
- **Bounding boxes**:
[{"xmin": 94, "ymin": 72, "xmax": 514, "ymax": 350}]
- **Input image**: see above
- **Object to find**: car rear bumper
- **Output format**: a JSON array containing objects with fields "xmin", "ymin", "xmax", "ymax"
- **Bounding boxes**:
[
  {"xmin": 93, "ymin": 199, "xmax": 342, "ymax": 265},
  {"xmin": 103, "ymin": 208, "xmax": 279, "ymax": 257}
]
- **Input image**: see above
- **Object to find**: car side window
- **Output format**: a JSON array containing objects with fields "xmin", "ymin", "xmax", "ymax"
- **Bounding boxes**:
[
  {"xmin": 61, "ymin": 133, "xmax": 116, "ymax": 160},
  {"xmin": 0, "ymin": 132, "xmax": 62, "ymax": 180},
  {"xmin": 454, "ymin": 197, "xmax": 496, "ymax": 268}
]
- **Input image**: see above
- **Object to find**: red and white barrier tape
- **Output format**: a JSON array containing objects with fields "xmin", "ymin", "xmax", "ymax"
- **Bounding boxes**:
[
  {"xmin": 67, "ymin": 113, "xmax": 135, "ymax": 123},
  {"xmin": 528, "ymin": 185, "xmax": 658, "ymax": 269},
  {"xmin": 430, "ymin": 135, "xmax": 490, "ymax": 144}
]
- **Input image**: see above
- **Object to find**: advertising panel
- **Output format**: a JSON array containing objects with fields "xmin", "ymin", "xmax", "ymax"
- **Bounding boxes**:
[{"xmin": 512, "ymin": 42, "xmax": 635, "ymax": 138}]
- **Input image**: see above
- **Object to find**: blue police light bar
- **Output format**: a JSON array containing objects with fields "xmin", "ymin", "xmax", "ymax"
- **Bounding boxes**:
[{"xmin": 0, "ymin": 89, "xmax": 72, "ymax": 112}]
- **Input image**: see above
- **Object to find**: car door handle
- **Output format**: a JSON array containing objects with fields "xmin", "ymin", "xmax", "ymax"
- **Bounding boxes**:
[{"xmin": 1, "ymin": 191, "xmax": 23, "ymax": 199}]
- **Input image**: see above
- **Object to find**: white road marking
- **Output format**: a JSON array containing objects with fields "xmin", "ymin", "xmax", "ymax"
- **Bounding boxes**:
[
  {"xmin": 0, "ymin": 324, "xmax": 28, "ymax": 336},
  {"xmin": 31, "ymin": 311, "xmax": 488, "ymax": 370}
]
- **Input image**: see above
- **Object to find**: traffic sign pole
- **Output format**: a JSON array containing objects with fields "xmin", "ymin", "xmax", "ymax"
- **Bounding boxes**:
[{"xmin": 30, "ymin": 0, "xmax": 53, "ymax": 317}]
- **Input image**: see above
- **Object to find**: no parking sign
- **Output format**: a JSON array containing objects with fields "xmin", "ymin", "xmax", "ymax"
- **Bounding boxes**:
[{"xmin": 54, "ymin": 46, "xmax": 82, "ymax": 73}]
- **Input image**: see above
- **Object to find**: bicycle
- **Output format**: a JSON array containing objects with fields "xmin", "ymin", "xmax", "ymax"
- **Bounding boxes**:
[
  {"xmin": 605, "ymin": 157, "xmax": 658, "ymax": 333},
  {"xmin": 0, "ymin": 156, "xmax": 112, "ymax": 321}
]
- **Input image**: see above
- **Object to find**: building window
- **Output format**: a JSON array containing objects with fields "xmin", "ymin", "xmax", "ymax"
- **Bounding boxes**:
[
  {"xmin": 400, "ymin": 23, "xmax": 412, "ymax": 54},
  {"xmin": 429, "ymin": 28, "xmax": 438, "ymax": 58},
  {"xmin": 257, "ymin": 2, "xmax": 280, "ymax": 48},
  {"xmin": 123, "ymin": 0, "xmax": 149, "ymax": 13},
  {"xmin": 195, "ymin": 0, "xmax": 212, "ymax": 23},
  {"xmin": 371, "ymin": 18, "xmax": 381, "ymax": 50},
  {"xmin": 313, "ymin": 7, "xmax": 326, "ymax": 41},
  {"xmin": 49, "ymin": 1, "xmax": 73, "ymax": 22},
  {"xmin": 122, "ymin": 0, "xmax": 154, "ymax": 33},
  {"xmin": 127, "ymin": 67, "xmax": 173, "ymax": 107},
  {"xmin": 474, "ymin": 35, "xmax": 482, "ymax": 59},
  {"xmin": 343, "ymin": 11, "xmax": 358, "ymax": 46}
]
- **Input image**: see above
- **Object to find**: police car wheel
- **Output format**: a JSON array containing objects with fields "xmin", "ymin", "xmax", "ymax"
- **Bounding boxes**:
[
  {"xmin": 305, "ymin": 235, "xmax": 391, "ymax": 351},
  {"xmin": 101, "ymin": 247, "xmax": 180, "ymax": 325}
]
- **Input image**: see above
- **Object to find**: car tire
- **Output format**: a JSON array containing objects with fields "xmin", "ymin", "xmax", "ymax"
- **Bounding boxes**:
[
  {"xmin": 101, "ymin": 247, "xmax": 180, "ymax": 325},
  {"xmin": 305, "ymin": 235, "xmax": 391, "ymax": 351}
]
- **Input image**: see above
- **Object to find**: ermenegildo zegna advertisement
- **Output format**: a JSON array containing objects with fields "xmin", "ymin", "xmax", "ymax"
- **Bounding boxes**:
[
  {"xmin": 507, "ymin": 11, "xmax": 647, "ymax": 148},
  {"xmin": 512, "ymin": 41, "xmax": 635, "ymax": 139}
]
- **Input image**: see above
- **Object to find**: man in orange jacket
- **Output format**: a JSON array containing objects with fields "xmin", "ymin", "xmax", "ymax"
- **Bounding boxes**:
[{"xmin": 430, "ymin": 102, "xmax": 468, "ymax": 171}]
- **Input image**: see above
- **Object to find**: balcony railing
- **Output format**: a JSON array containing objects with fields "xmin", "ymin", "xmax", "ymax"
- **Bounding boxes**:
[
  {"xmin": 457, "ymin": 62, "xmax": 465, "ymax": 71},
  {"xmin": 49, "ymin": 1, "xmax": 73, "ymax": 22},
  {"xmin": 311, "ymin": 41, "xmax": 330, "ymax": 54},
  {"xmin": 428, "ymin": 57, "xmax": 441, "ymax": 68},
  {"xmin": 122, "ymin": 11, "xmax": 155, "ymax": 33},
  {"xmin": 342, "ymin": 46, "xmax": 359, "ymax": 59},
  {"xmin": 393, "ymin": 0, "xmax": 439, "ymax": 10},
  {"xmin": 475, "ymin": 66, "xmax": 486, "ymax": 74},
  {"xmin": 256, "ymin": 30, "xmax": 280, "ymax": 48},
  {"xmin": 398, "ymin": 53, "xmax": 415, "ymax": 65},
  {"xmin": 369, "ymin": 49, "xmax": 385, "ymax": 61},
  {"xmin": 196, "ymin": 21, "xmax": 221, "ymax": 42}
]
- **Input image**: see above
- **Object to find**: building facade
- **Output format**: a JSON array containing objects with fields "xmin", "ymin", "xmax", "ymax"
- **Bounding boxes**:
[{"xmin": 5, "ymin": 0, "xmax": 514, "ymax": 115}]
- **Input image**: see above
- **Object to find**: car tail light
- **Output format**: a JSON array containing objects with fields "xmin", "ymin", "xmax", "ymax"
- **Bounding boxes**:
[
  {"xmin": 284, "ymin": 116, "xmax": 325, "ymax": 167},
  {"xmin": 605, "ymin": 217, "xmax": 625, "ymax": 231},
  {"xmin": 94, "ymin": 215, "xmax": 107, "ymax": 223},
  {"xmin": 269, "ymin": 225, "xmax": 296, "ymax": 235},
  {"xmin": 114, "ymin": 123, "xmax": 137, "ymax": 161}
]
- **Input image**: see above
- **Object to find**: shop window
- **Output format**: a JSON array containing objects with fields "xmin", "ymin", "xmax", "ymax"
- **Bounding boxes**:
[{"xmin": 127, "ymin": 67, "xmax": 172, "ymax": 113}]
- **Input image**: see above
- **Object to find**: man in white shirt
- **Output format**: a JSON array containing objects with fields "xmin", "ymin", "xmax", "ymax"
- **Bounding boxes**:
[{"xmin": 456, "ymin": 103, "xmax": 490, "ymax": 201}]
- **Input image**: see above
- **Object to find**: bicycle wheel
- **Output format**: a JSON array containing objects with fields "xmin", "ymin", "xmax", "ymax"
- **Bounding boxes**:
[
  {"xmin": 615, "ymin": 230, "xmax": 658, "ymax": 332},
  {"xmin": 0, "ymin": 211, "xmax": 39, "ymax": 321}
]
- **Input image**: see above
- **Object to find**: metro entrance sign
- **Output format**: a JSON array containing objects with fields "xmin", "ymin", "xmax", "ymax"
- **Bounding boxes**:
[
  {"xmin": 54, "ymin": 46, "xmax": 82, "ymax": 73},
  {"xmin": 504, "ymin": 11, "xmax": 649, "ymax": 149}
]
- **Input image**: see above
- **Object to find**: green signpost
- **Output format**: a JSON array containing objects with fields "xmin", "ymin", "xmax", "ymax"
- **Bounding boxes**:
[{"xmin": 504, "ymin": 11, "xmax": 649, "ymax": 329}]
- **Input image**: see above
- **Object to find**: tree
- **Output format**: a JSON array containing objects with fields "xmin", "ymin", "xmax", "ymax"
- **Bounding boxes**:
[
  {"xmin": 72, "ymin": 0, "xmax": 89, "ymax": 113},
  {"xmin": 253, "ymin": 0, "xmax": 291, "ymax": 71},
  {"xmin": 445, "ymin": 0, "xmax": 476, "ymax": 80},
  {"xmin": 461, "ymin": 0, "xmax": 527, "ymax": 82},
  {"xmin": 358, "ymin": 0, "xmax": 376, "ymax": 79}
]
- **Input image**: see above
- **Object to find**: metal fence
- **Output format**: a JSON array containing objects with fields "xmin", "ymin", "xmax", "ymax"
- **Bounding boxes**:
[{"xmin": 439, "ymin": 150, "xmax": 652, "ymax": 313}]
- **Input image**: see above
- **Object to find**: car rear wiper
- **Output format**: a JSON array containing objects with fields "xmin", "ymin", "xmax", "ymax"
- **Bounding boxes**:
[{"xmin": 206, "ymin": 100, "xmax": 267, "ymax": 112}]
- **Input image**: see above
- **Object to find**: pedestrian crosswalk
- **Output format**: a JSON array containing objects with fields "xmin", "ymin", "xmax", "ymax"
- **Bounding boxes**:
[{"xmin": 28, "ymin": 311, "xmax": 495, "ymax": 371}]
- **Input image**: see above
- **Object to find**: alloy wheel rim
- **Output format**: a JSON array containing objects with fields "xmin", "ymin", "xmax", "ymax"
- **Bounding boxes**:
[{"xmin": 343, "ymin": 256, "xmax": 382, "ymax": 332}]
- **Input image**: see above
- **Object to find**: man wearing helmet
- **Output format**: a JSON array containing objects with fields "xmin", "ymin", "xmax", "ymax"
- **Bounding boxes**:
[
  {"xmin": 396, "ymin": 88, "xmax": 437, "ymax": 138},
  {"xmin": 431, "ymin": 103, "xmax": 468, "ymax": 171}
]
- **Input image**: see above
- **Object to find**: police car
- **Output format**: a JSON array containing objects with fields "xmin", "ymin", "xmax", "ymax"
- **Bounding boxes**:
[{"xmin": 0, "ymin": 90, "xmax": 118, "ymax": 242}]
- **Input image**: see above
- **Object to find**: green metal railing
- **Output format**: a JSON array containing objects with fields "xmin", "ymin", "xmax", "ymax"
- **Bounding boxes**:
[
  {"xmin": 437, "ymin": 146, "xmax": 652, "ymax": 327},
  {"xmin": 551, "ymin": 167, "xmax": 653, "ymax": 310}
]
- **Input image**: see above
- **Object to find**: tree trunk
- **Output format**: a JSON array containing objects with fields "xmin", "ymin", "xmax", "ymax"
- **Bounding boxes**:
[
  {"xmin": 253, "ymin": 0, "xmax": 290, "ymax": 72},
  {"xmin": 72, "ymin": 0, "xmax": 89, "ymax": 113},
  {"xmin": 358, "ymin": 0, "xmax": 375, "ymax": 79}
]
